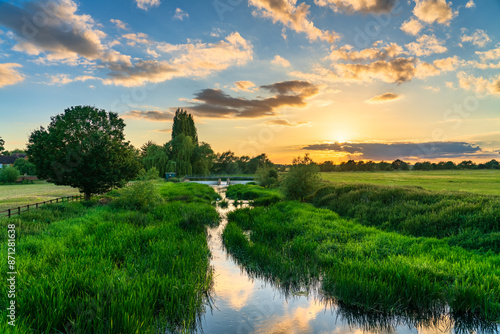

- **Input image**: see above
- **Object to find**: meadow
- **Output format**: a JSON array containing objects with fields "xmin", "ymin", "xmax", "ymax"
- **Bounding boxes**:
[
  {"xmin": 0, "ymin": 182, "xmax": 219, "ymax": 333},
  {"xmin": 0, "ymin": 181, "xmax": 80, "ymax": 211},
  {"xmin": 223, "ymin": 201, "xmax": 500, "ymax": 324},
  {"xmin": 320, "ymin": 170, "xmax": 500, "ymax": 196}
]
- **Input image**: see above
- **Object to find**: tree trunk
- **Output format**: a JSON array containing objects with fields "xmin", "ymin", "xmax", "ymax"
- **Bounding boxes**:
[{"xmin": 84, "ymin": 192, "xmax": 91, "ymax": 201}]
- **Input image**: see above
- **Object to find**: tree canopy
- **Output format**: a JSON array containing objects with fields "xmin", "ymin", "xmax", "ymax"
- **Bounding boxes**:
[
  {"xmin": 27, "ymin": 106, "xmax": 140, "ymax": 200},
  {"xmin": 0, "ymin": 136, "xmax": 4, "ymax": 154}
]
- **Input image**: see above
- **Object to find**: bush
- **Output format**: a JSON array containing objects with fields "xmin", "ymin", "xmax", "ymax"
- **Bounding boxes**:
[
  {"xmin": 0, "ymin": 165, "xmax": 20, "ymax": 183},
  {"xmin": 226, "ymin": 184, "xmax": 282, "ymax": 200},
  {"xmin": 281, "ymin": 154, "xmax": 321, "ymax": 201},
  {"xmin": 253, "ymin": 194, "xmax": 282, "ymax": 206},
  {"xmin": 136, "ymin": 167, "xmax": 160, "ymax": 181},
  {"xmin": 111, "ymin": 181, "xmax": 163, "ymax": 212},
  {"xmin": 255, "ymin": 166, "xmax": 279, "ymax": 188},
  {"xmin": 14, "ymin": 158, "xmax": 36, "ymax": 175}
]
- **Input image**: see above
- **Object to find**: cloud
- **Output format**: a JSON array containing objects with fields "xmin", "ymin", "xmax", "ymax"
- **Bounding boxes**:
[
  {"xmin": 265, "ymin": 119, "xmax": 310, "ymax": 126},
  {"xmin": 413, "ymin": 0, "xmax": 455, "ymax": 25},
  {"xmin": 232, "ymin": 80, "xmax": 256, "ymax": 92},
  {"xmin": 334, "ymin": 57, "xmax": 417, "ymax": 83},
  {"xmin": 154, "ymin": 128, "xmax": 172, "ymax": 133},
  {"xmin": 433, "ymin": 56, "xmax": 460, "ymax": 71},
  {"xmin": 110, "ymin": 19, "xmax": 127, "ymax": 30},
  {"xmin": 314, "ymin": 0, "xmax": 397, "ymax": 13},
  {"xmin": 328, "ymin": 42, "xmax": 404, "ymax": 61},
  {"xmin": 457, "ymin": 71, "xmax": 500, "ymax": 96},
  {"xmin": 0, "ymin": 63, "xmax": 24, "ymax": 88},
  {"xmin": 406, "ymin": 34, "xmax": 447, "ymax": 56},
  {"xmin": 366, "ymin": 92, "xmax": 402, "ymax": 103},
  {"xmin": 173, "ymin": 8, "xmax": 189, "ymax": 21},
  {"xmin": 460, "ymin": 29, "xmax": 491, "ymax": 48},
  {"xmin": 248, "ymin": 0, "xmax": 339, "ymax": 43},
  {"xmin": 185, "ymin": 80, "xmax": 319, "ymax": 118},
  {"xmin": 123, "ymin": 33, "xmax": 150, "ymax": 46},
  {"xmin": 123, "ymin": 110, "xmax": 174, "ymax": 121},
  {"xmin": 0, "ymin": 0, "xmax": 109, "ymax": 63},
  {"xmin": 301, "ymin": 141, "xmax": 486, "ymax": 160},
  {"xmin": 136, "ymin": 0, "xmax": 161, "ymax": 11},
  {"xmin": 104, "ymin": 32, "xmax": 253, "ymax": 87},
  {"xmin": 271, "ymin": 55, "xmax": 291, "ymax": 67},
  {"xmin": 400, "ymin": 18, "xmax": 423, "ymax": 36},
  {"xmin": 465, "ymin": 0, "xmax": 475, "ymax": 8}
]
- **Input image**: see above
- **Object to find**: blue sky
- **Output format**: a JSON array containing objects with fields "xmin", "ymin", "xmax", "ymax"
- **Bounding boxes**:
[{"xmin": 0, "ymin": 0, "xmax": 499, "ymax": 163}]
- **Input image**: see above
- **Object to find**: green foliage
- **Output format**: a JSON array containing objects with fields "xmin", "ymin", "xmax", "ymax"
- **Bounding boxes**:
[
  {"xmin": 110, "ymin": 181, "xmax": 163, "ymax": 212},
  {"xmin": 0, "ymin": 182, "xmax": 217, "ymax": 333},
  {"xmin": 0, "ymin": 136, "xmax": 4, "ymax": 153},
  {"xmin": 27, "ymin": 106, "xmax": 141, "ymax": 200},
  {"xmin": 13, "ymin": 158, "xmax": 36, "ymax": 175},
  {"xmin": 226, "ymin": 184, "xmax": 282, "ymax": 200},
  {"xmin": 136, "ymin": 167, "xmax": 160, "ymax": 181},
  {"xmin": 218, "ymin": 200, "xmax": 229, "ymax": 208},
  {"xmin": 0, "ymin": 165, "xmax": 20, "ymax": 183},
  {"xmin": 223, "ymin": 201, "xmax": 500, "ymax": 322},
  {"xmin": 281, "ymin": 154, "xmax": 321, "ymax": 201},
  {"xmin": 191, "ymin": 142, "xmax": 214, "ymax": 176},
  {"xmin": 255, "ymin": 166, "xmax": 279, "ymax": 187},
  {"xmin": 158, "ymin": 182, "xmax": 219, "ymax": 203},
  {"xmin": 252, "ymin": 194, "xmax": 281, "ymax": 206},
  {"xmin": 142, "ymin": 144, "xmax": 169, "ymax": 177},
  {"xmin": 171, "ymin": 108, "xmax": 198, "ymax": 144},
  {"xmin": 170, "ymin": 134, "xmax": 194, "ymax": 176},
  {"xmin": 310, "ymin": 183, "xmax": 500, "ymax": 253}
]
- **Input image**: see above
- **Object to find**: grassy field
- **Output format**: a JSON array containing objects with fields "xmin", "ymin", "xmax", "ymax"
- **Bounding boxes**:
[
  {"xmin": 0, "ymin": 181, "xmax": 220, "ymax": 333},
  {"xmin": 320, "ymin": 170, "xmax": 500, "ymax": 196},
  {"xmin": 0, "ymin": 181, "xmax": 80, "ymax": 211},
  {"xmin": 223, "ymin": 201, "xmax": 500, "ymax": 324}
]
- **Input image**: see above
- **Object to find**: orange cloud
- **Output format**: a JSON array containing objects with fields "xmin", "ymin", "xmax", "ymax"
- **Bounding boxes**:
[
  {"xmin": 0, "ymin": 63, "xmax": 24, "ymax": 88},
  {"xmin": 366, "ymin": 92, "xmax": 402, "ymax": 103}
]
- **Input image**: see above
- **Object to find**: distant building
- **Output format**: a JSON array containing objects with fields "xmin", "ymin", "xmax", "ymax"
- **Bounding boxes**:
[{"xmin": 0, "ymin": 154, "xmax": 26, "ymax": 168}]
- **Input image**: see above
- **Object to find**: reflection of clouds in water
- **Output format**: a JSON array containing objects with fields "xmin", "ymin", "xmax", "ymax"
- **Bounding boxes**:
[
  {"xmin": 255, "ymin": 299, "xmax": 327, "ymax": 334},
  {"xmin": 213, "ymin": 264, "xmax": 256, "ymax": 310},
  {"xmin": 416, "ymin": 319, "xmax": 453, "ymax": 334}
]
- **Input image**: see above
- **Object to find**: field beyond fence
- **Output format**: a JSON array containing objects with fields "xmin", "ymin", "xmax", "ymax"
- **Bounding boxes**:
[{"xmin": 0, "ymin": 195, "xmax": 84, "ymax": 218}]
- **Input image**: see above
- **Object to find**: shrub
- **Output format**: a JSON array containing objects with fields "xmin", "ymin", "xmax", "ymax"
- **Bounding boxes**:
[
  {"xmin": 111, "ymin": 181, "xmax": 163, "ymax": 212},
  {"xmin": 136, "ymin": 167, "xmax": 160, "ymax": 181},
  {"xmin": 255, "ymin": 166, "xmax": 279, "ymax": 188},
  {"xmin": 281, "ymin": 154, "xmax": 321, "ymax": 201},
  {"xmin": 0, "ymin": 165, "xmax": 20, "ymax": 183}
]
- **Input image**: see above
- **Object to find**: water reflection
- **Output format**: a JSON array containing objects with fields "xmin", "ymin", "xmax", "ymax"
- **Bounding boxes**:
[{"xmin": 196, "ymin": 186, "xmax": 499, "ymax": 334}]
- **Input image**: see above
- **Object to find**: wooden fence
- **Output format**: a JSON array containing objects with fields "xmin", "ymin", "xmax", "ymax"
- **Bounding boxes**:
[{"xmin": 0, "ymin": 195, "xmax": 85, "ymax": 218}]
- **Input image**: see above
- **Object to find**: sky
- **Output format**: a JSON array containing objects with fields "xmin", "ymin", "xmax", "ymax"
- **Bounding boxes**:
[{"xmin": 0, "ymin": 0, "xmax": 499, "ymax": 163}]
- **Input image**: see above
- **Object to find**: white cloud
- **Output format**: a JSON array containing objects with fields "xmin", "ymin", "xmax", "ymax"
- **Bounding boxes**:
[
  {"xmin": 406, "ymin": 34, "xmax": 447, "ymax": 56},
  {"xmin": 400, "ymin": 18, "xmax": 423, "ymax": 36},
  {"xmin": 413, "ymin": 0, "xmax": 455, "ymax": 25},
  {"xmin": 461, "ymin": 29, "xmax": 491, "ymax": 48},
  {"xmin": 173, "ymin": 8, "xmax": 189, "ymax": 21},
  {"xmin": 231, "ymin": 80, "xmax": 257, "ymax": 92},
  {"xmin": 136, "ymin": 0, "xmax": 161, "ymax": 11},
  {"xmin": 314, "ymin": 0, "xmax": 397, "ymax": 13},
  {"xmin": 0, "ymin": 63, "xmax": 24, "ymax": 88},
  {"xmin": 329, "ymin": 42, "xmax": 404, "ymax": 61},
  {"xmin": 457, "ymin": 71, "xmax": 500, "ymax": 96},
  {"xmin": 271, "ymin": 55, "xmax": 291, "ymax": 67},
  {"xmin": 110, "ymin": 19, "xmax": 128, "ymax": 30},
  {"xmin": 248, "ymin": 0, "xmax": 339, "ymax": 43},
  {"xmin": 465, "ymin": 0, "xmax": 475, "ymax": 8}
]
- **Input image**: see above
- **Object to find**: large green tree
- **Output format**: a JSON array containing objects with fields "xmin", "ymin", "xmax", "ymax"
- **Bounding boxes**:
[
  {"xmin": 171, "ymin": 108, "xmax": 198, "ymax": 144},
  {"xmin": 27, "ymin": 106, "xmax": 140, "ymax": 200},
  {"xmin": 0, "ymin": 136, "xmax": 4, "ymax": 154},
  {"xmin": 281, "ymin": 154, "xmax": 321, "ymax": 201},
  {"xmin": 142, "ymin": 143, "xmax": 169, "ymax": 177}
]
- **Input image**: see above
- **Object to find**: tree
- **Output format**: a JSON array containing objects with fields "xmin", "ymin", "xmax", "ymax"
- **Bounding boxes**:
[
  {"xmin": 281, "ymin": 154, "xmax": 321, "ymax": 201},
  {"xmin": 0, "ymin": 137, "xmax": 4, "ymax": 154},
  {"xmin": 14, "ymin": 158, "xmax": 36, "ymax": 175},
  {"xmin": 169, "ymin": 134, "xmax": 194, "ymax": 176},
  {"xmin": 192, "ymin": 142, "xmax": 214, "ymax": 175},
  {"xmin": 255, "ymin": 166, "xmax": 279, "ymax": 188},
  {"xmin": 27, "ymin": 106, "xmax": 140, "ymax": 200},
  {"xmin": 171, "ymin": 108, "xmax": 198, "ymax": 144},
  {"xmin": 142, "ymin": 144, "xmax": 169, "ymax": 177}
]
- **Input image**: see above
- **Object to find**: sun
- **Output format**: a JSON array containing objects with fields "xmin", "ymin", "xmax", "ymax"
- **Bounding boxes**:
[{"xmin": 332, "ymin": 131, "xmax": 350, "ymax": 143}]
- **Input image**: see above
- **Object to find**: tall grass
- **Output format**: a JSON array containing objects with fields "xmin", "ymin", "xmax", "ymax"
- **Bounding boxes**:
[
  {"xmin": 0, "ymin": 182, "xmax": 219, "ymax": 333},
  {"xmin": 158, "ymin": 182, "xmax": 219, "ymax": 203},
  {"xmin": 226, "ymin": 184, "xmax": 282, "ymax": 206},
  {"xmin": 310, "ymin": 184, "xmax": 500, "ymax": 253},
  {"xmin": 223, "ymin": 201, "xmax": 500, "ymax": 324}
]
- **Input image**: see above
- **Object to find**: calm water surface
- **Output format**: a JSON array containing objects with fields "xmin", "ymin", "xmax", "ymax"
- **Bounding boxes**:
[{"xmin": 193, "ymin": 186, "xmax": 498, "ymax": 334}]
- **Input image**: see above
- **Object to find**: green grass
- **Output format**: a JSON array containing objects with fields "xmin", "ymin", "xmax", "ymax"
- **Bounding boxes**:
[
  {"xmin": 0, "ymin": 182, "xmax": 219, "ymax": 333},
  {"xmin": 0, "ymin": 181, "xmax": 80, "ymax": 211},
  {"xmin": 310, "ymin": 183, "xmax": 500, "ymax": 254},
  {"xmin": 158, "ymin": 182, "xmax": 219, "ymax": 203},
  {"xmin": 223, "ymin": 201, "xmax": 500, "ymax": 324},
  {"xmin": 320, "ymin": 170, "xmax": 500, "ymax": 196},
  {"xmin": 226, "ymin": 184, "xmax": 283, "ymax": 207}
]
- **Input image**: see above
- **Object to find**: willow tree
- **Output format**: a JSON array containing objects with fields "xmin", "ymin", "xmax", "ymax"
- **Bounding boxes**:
[
  {"xmin": 172, "ymin": 109, "xmax": 198, "ymax": 145},
  {"xmin": 27, "ymin": 106, "xmax": 140, "ymax": 200}
]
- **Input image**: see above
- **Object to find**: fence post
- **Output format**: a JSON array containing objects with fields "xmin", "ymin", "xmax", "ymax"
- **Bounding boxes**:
[
  {"xmin": 27, "ymin": 204, "xmax": 29, "ymax": 212},
  {"xmin": 18, "ymin": 207, "xmax": 20, "ymax": 215},
  {"xmin": 56, "ymin": 198, "xmax": 59, "ymax": 203},
  {"xmin": 7, "ymin": 209, "xmax": 10, "ymax": 218},
  {"xmin": 36, "ymin": 203, "xmax": 38, "ymax": 209}
]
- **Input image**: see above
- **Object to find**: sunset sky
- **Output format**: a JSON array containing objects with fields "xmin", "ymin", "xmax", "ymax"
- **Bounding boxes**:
[{"xmin": 0, "ymin": 0, "xmax": 499, "ymax": 163}]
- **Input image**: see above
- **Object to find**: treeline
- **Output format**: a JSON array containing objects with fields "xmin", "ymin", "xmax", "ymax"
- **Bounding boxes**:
[
  {"xmin": 140, "ymin": 109, "xmax": 273, "ymax": 177},
  {"xmin": 318, "ymin": 159, "xmax": 500, "ymax": 172}
]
